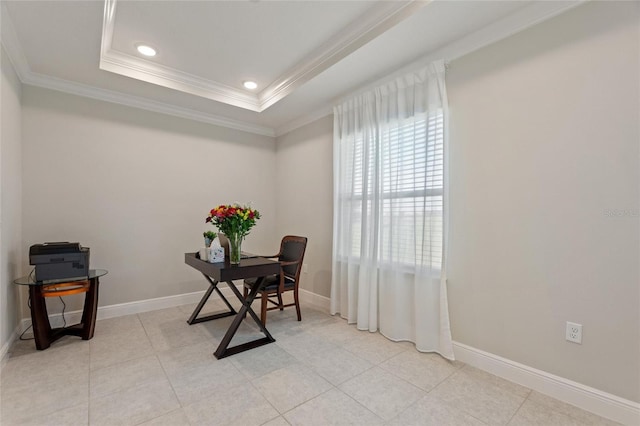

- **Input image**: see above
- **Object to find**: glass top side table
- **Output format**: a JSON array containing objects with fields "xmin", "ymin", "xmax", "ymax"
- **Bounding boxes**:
[
  {"xmin": 13, "ymin": 269, "xmax": 108, "ymax": 350},
  {"xmin": 14, "ymin": 269, "xmax": 108, "ymax": 286}
]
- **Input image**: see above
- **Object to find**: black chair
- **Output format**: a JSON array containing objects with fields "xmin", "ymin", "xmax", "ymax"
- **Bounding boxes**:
[{"xmin": 243, "ymin": 236, "xmax": 307, "ymax": 325}]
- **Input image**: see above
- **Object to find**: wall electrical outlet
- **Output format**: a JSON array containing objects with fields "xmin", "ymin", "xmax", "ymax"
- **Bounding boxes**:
[
  {"xmin": 303, "ymin": 263, "xmax": 308, "ymax": 274},
  {"xmin": 566, "ymin": 322, "xmax": 582, "ymax": 344}
]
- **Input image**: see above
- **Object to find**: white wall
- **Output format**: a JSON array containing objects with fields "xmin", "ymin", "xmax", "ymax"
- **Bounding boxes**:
[
  {"xmin": 275, "ymin": 115, "xmax": 333, "ymax": 299},
  {"xmin": 21, "ymin": 87, "xmax": 277, "ymax": 313},
  {"xmin": 1, "ymin": 46, "xmax": 23, "ymax": 354},
  {"xmin": 446, "ymin": 1, "xmax": 639, "ymax": 402},
  {"xmin": 274, "ymin": 1, "xmax": 639, "ymax": 404}
]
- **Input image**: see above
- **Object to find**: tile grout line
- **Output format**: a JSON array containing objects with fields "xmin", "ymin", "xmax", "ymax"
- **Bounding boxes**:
[
  {"xmin": 521, "ymin": 392, "xmax": 618, "ymax": 425},
  {"xmin": 377, "ymin": 349, "xmax": 463, "ymax": 394},
  {"xmin": 94, "ymin": 305, "xmax": 247, "ymax": 424},
  {"xmin": 279, "ymin": 386, "xmax": 337, "ymax": 422},
  {"xmin": 505, "ymin": 388, "xmax": 532, "ymax": 425},
  {"xmin": 248, "ymin": 369, "xmax": 294, "ymax": 422},
  {"xmin": 143, "ymin": 352, "xmax": 186, "ymax": 425},
  {"xmin": 431, "ymin": 365, "xmax": 532, "ymax": 425}
]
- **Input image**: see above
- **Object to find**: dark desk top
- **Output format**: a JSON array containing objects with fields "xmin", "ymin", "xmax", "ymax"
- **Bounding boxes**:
[
  {"xmin": 184, "ymin": 253, "xmax": 280, "ymax": 281},
  {"xmin": 14, "ymin": 269, "xmax": 108, "ymax": 286}
]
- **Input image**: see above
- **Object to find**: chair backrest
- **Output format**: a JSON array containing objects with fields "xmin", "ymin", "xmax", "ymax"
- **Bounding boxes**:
[{"xmin": 279, "ymin": 236, "xmax": 307, "ymax": 280}]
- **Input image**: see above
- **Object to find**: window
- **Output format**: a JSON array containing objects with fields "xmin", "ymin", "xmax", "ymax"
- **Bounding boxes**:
[{"xmin": 339, "ymin": 110, "xmax": 444, "ymax": 269}]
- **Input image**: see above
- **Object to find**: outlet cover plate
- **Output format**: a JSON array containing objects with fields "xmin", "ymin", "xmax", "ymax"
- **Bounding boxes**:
[{"xmin": 566, "ymin": 321, "xmax": 582, "ymax": 344}]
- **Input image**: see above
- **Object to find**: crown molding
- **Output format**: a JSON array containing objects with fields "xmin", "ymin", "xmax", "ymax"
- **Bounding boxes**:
[
  {"xmin": 2, "ymin": 3, "xmax": 274, "ymax": 137},
  {"xmin": 100, "ymin": 0, "xmax": 263, "ymax": 112},
  {"xmin": 23, "ymin": 72, "xmax": 276, "ymax": 137},
  {"xmin": 275, "ymin": 106, "xmax": 332, "ymax": 138},
  {"xmin": 440, "ymin": 0, "xmax": 586, "ymax": 63},
  {"xmin": 258, "ymin": 0, "xmax": 430, "ymax": 111},
  {"xmin": 100, "ymin": 49, "xmax": 262, "ymax": 111},
  {"xmin": 100, "ymin": 0, "xmax": 427, "ymax": 112},
  {"xmin": 279, "ymin": 0, "xmax": 586, "ymax": 137},
  {"xmin": 334, "ymin": 0, "xmax": 586, "ymax": 107},
  {"xmin": 1, "ymin": 2, "xmax": 30, "ymax": 80}
]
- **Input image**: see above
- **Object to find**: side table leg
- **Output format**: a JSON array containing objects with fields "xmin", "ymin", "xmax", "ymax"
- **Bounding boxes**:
[
  {"xmin": 29, "ymin": 286, "xmax": 52, "ymax": 350},
  {"xmin": 81, "ymin": 277, "xmax": 100, "ymax": 340}
]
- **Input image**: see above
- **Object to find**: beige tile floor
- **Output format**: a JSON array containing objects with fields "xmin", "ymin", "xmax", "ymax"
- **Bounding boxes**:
[{"xmin": 1, "ymin": 299, "xmax": 619, "ymax": 426}]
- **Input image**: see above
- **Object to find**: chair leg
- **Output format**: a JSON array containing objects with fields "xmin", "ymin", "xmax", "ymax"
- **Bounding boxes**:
[
  {"xmin": 260, "ymin": 293, "xmax": 268, "ymax": 326},
  {"xmin": 277, "ymin": 292, "xmax": 284, "ymax": 311},
  {"xmin": 294, "ymin": 289, "xmax": 301, "ymax": 321}
]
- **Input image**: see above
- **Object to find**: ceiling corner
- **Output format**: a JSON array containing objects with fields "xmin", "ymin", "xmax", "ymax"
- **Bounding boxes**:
[{"xmin": 1, "ymin": 2, "xmax": 31, "ymax": 80}]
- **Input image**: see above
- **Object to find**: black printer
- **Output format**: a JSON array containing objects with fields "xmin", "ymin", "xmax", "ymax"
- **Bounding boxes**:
[{"xmin": 29, "ymin": 242, "xmax": 90, "ymax": 283}]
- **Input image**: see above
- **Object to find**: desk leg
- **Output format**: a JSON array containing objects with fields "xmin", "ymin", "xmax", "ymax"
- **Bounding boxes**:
[
  {"xmin": 29, "ymin": 286, "xmax": 52, "ymax": 350},
  {"xmin": 187, "ymin": 274, "xmax": 236, "ymax": 325},
  {"xmin": 213, "ymin": 277, "xmax": 275, "ymax": 359},
  {"xmin": 80, "ymin": 277, "xmax": 100, "ymax": 340},
  {"xmin": 210, "ymin": 276, "xmax": 235, "ymax": 313},
  {"xmin": 227, "ymin": 279, "xmax": 274, "ymax": 339}
]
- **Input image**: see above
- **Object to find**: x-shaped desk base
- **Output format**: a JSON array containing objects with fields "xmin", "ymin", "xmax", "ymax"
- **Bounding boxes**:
[
  {"xmin": 187, "ymin": 274, "xmax": 237, "ymax": 324},
  {"xmin": 184, "ymin": 253, "xmax": 280, "ymax": 359},
  {"xmin": 188, "ymin": 274, "xmax": 275, "ymax": 359}
]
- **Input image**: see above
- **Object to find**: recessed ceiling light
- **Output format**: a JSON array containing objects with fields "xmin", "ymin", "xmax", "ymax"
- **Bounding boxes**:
[
  {"xmin": 136, "ymin": 44, "xmax": 157, "ymax": 57},
  {"xmin": 243, "ymin": 81, "xmax": 258, "ymax": 90}
]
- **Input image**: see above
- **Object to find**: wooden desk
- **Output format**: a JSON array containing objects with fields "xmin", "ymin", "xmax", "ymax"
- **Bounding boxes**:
[
  {"xmin": 184, "ymin": 253, "xmax": 280, "ymax": 359},
  {"xmin": 13, "ymin": 269, "xmax": 107, "ymax": 350}
]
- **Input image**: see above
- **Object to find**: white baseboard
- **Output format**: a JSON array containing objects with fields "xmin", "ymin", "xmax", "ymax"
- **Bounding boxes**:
[
  {"xmin": 18, "ymin": 289, "xmax": 210, "ymax": 333},
  {"xmin": 299, "ymin": 288, "xmax": 330, "ymax": 312},
  {"xmin": 453, "ymin": 341, "xmax": 640, "ymax": 426},
  {"xmin": 0, "ymin": 324, "xmax": 20, "ymax": 368},
  {"xmin": 96, "ymin": 290, "xmax": 207, "ymax": 321}
]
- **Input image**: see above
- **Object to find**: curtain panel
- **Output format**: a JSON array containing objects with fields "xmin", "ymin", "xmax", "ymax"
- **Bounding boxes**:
[{"xmin": 330, "ymin": 60, "xmax": 454, "ymax": 360}]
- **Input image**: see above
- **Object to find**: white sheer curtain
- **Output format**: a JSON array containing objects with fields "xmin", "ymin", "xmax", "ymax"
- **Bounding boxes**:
[{"xmin": 330, "ymin": 60, "xmax": 454, "ymax": 360}]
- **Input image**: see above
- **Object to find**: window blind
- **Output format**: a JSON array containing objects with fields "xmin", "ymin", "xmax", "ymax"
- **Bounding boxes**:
[{"xmin": 340, "ymin": 110, "xmax": 444, "ymax": 269}]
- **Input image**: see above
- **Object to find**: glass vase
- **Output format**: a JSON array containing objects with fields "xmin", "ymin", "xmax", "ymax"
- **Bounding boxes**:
[{"xmin": 227, "ymin": 233, "xmax": 242, "ymax": 264}]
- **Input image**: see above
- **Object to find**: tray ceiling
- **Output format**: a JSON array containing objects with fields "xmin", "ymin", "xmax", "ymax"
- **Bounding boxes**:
[
  {"xmin": 101, "ymin": 0, "xmax": 427, "ymax": 112},
  {"xmin": 2, "ymin": 0, "xmax": 583, "ymax": 136}
]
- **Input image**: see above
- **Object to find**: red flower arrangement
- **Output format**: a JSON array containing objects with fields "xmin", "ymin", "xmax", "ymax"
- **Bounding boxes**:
[{"xmin": 205, "ymin": 204, "xmax": 260, "ymax": 239}]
